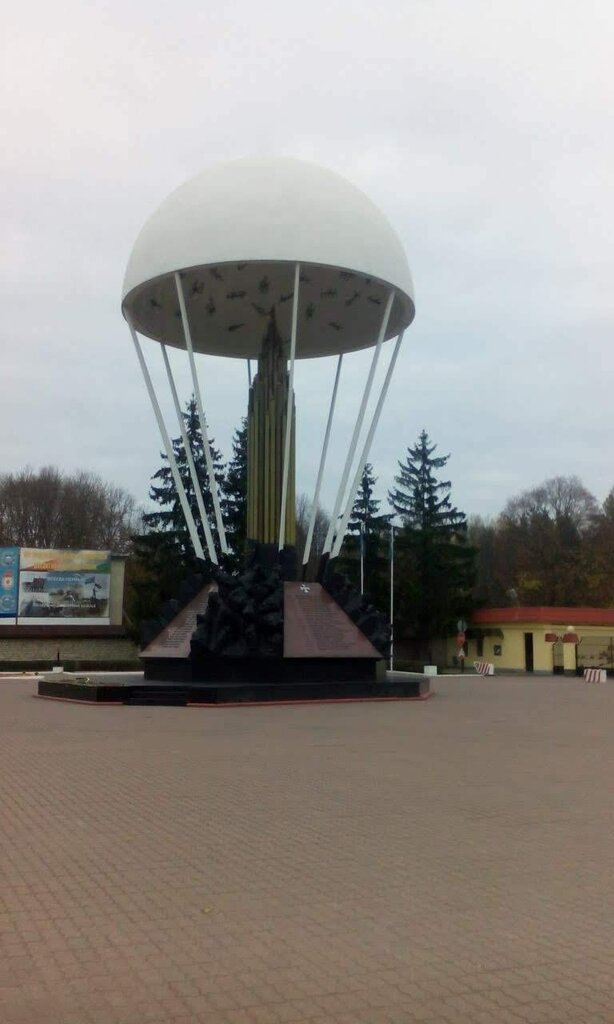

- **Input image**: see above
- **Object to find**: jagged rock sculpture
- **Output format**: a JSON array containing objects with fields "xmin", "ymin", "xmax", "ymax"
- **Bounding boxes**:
[
  {"xmin": 322, "ymin": 566, "xmax": 391, "ymax": 658},
  {"xmin": 191, "ymin": 563, "xmax": 283, "ymax": 658}
]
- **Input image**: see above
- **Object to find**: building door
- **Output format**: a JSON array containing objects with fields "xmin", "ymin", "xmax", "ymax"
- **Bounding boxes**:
[
  {"xmin": 553, "ymin": 640, "xmax": 564, "ymax": 674},
  {"xmin": 524, "ymin": 632, "xmax": 534, "ymax": 672}
]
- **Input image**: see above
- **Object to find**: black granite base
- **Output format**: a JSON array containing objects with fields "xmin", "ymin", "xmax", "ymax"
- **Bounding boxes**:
[
  {"xmin": 37, "ymin": 673, "xmax": 430, "ymax": 706},
  {"xmin": 143, "ymin": 657, "xmax": 195, "ymax": 683},
  {"xmin": 38, "ymin": 681, "xmax": 127, "ymax": 702},
  {"xmin": 147, "ymin": 654, "xmax": 381, "ymax": 685}
]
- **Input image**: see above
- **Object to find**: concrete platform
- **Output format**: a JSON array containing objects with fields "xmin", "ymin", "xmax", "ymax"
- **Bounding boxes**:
[
  {"xmin": 3, "ymin": 673, "xmax": 613, "ymax": 1023},
  {"xmin": 37, "ymin": 670, "xmax": 430, "ymax": 705}
]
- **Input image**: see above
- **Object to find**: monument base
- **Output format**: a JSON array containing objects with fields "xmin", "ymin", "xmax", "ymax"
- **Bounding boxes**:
[
  {"xmin": 185, "ymin": 654, "xmax": 381, "ymax": 685},
  {"xmin": 37, "ymin": 672, "xmax": 430, "ymax": 706},
  {"xmin": 56, "ymin": 571, "xmax": 428, "ymax": 706}
]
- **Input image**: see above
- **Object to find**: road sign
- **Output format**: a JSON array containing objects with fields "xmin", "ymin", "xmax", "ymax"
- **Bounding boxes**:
[
  {"xmin": 456, "ymin": 631, "xmax": 466, "ymax": 647},
  {"xmin": 457, "ymin": 619, "xmax": 467, "ymax": 632}
]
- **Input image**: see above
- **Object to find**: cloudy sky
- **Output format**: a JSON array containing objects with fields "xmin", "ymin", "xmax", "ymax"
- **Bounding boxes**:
[{"xmin": 2, "ymin": 0, "xmax": 613, "ymax": 525}]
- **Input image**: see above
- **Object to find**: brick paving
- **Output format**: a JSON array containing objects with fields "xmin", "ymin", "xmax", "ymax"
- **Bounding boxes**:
[{"xmin": 0, "ymin": 674, "xmax": 613, "ymax": 1024}]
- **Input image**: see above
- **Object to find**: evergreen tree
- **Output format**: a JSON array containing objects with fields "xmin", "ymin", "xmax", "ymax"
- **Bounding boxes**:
[
  {"xmin": 124, "ymin": 529, "xmax": 192, "ymax": 638},
  {"xmin": 126, "ymin": 406, "xmax": 251, "ymax": 636},
  {"xmin": 339, "ymin": 463, "xmax": 389, "ymax": 605},
  {"xmin": 221, "ymin": 418, "xmax": 248, "ymax": 571},
  {"xmin": 348, "ymin": 463, "xmax": 387, "ymax": 536},
  {"xmin": 142, "ymin": 395, "xmax": 225, "ymax": 569},
  {"xmin": 389, "ymin": 430, "xmax": 475, "ymax": 660}
]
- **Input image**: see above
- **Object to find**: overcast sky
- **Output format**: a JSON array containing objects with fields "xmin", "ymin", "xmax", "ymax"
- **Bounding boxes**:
[{"xmin": 2, "ymin": 0, "xmax": 613, "ymax": 525}]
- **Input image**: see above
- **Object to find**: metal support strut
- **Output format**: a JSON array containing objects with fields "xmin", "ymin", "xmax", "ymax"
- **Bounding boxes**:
[
  {"xmin": 175, "ymin": 272, "xmax": 229, "ymax": 554},
  {"xmin": 323, "ymin": 288, "xmax": 395, "ymax": 555},
  {"xmin": 278, "ymin": 263, "xmax": 300, "ymax": 552},
  {"xmin": 302, "ymin": 353, "xmax": 343, "ymax": 567},
  {"xmin": 160, "ymin": 344, "xmax": 218, "ymax": 564},
  {"xmin": 128, "ymin": 322, "xmax": 205, "ymax": 561},
  {"xmin": 331, "ymin": 329, "xmax": 405, "ymax": 557}
]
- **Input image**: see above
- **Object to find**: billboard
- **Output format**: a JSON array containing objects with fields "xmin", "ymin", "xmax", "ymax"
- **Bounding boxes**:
[
  {"xmin": 18, "ymin": 549, "xmax": 111, "ymax": 624},
  {"xmin": 0, "ymin": 547, "xmax": 20, "ymax": 622}
]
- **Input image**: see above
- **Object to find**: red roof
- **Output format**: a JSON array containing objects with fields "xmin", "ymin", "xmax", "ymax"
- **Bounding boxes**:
[{"xmin": 472, "ymin": 607, "xmax": 614, "ymax": 627}]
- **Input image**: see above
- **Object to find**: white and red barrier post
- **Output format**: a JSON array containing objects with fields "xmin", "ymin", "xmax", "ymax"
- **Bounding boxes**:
[{"xmin": 583, "ymin": 668, "xmax": 607, "ymax": 684}]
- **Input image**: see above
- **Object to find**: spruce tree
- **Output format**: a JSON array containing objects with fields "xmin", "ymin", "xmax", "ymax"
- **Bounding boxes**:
[
  {"xmin": 124, "ymin": 529, "xmax": 191, "ymax": 636},
  {"xmin": 348, "ymin": 463, "xmax": 386, "ymax": 536},
  {"xmin": 389, "ymin": 430, "xmax": 475, "ymax": 660},
  {"xmin": 221, "ymin": 418, "xmax": 248, "ymax": 572},
  {"xmin": 339, "ymin": 463, "xmax": 389, "ymax": 606},
  {"xmin": 142, "ymin": 395, "xmax": 225, "ymax": 569},
  {"xmin": 127, "ymin": 406, "xmax": 250, "ymax": 634}
]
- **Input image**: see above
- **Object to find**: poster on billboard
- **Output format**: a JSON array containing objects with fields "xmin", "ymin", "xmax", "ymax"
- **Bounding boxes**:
[
  {"xmin": 17, "ymin": 549, "xmax": 111, "ymax": 624},
  {"xmin": 0, "ymin": 547, "xmax": 20, "ymax": 622}
]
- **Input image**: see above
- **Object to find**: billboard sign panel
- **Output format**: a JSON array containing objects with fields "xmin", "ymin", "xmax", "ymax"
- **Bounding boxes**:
[
  {"xmin": 17, "ymin": 549, "xmax": 111, "ymax": 624},
  {"xmin": 0, "ymin": 547, "xmax": 20, "ymax": 622}
]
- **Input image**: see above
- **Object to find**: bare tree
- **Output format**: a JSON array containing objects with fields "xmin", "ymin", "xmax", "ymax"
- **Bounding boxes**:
[
  {"xmin": 0, "ymin": 466, "xmax": 138, "ymax": 551},
  {"xmin": 295, "ymin": 493, "xmax": 330, "ymax": 579},
  {"xmin": 479, "ymin": 475, "xmax": 601, "ymax": 605},
  {"xmin": 502, "ymin": 475, "xmax": 598, "ymax": 533}
]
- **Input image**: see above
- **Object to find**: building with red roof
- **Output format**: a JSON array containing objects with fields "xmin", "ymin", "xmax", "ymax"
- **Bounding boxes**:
[{"xmin": 447, "ymin": 607, "xmax": 614, "ymax": 675}]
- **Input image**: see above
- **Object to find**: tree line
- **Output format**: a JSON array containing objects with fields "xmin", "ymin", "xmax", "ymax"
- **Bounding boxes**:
[
  {"xmin": 0, "ymin": 466, "xmax": 137, "ymax": 550},
  {"xmin": 131, "ymin": 407, "xmax": 476, "ymax": 658},
  {"xmin": 2, "ymin": 399, "xmax": 612, "ymax": 659},
  {"xmin": 469, "ymin": 477, "xmax": 614, "ymax": 608}
]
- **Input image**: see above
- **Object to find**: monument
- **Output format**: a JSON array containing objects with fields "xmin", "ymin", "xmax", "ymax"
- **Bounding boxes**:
[{"xmin": 120, "ymin": 156, "xmax": 424, "ymax": 704}]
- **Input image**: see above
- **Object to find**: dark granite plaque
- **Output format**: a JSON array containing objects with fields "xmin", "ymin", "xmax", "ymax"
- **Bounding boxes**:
[
  {"xmin": 141, "ymin": 584, "xmax": 214, "ymax": 661},
  {"xmin": 284, "ymin": 582, "xmax": 380, "ymax": 659}
]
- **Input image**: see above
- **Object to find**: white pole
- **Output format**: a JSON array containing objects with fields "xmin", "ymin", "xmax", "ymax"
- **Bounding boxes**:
[
  {"xmin": 332, "ymin": 331, "xmax": 404, "ymax": 557},
  {"xmin": 127, "ymin": 323, "xmax": 206, "ymax": 561},
  {"xmin": 278, "ymin": 262, "xmax": 300, "ymax": 551},
  {"xmin": 302, "ymin": 354, "xmax": 343, "ymax": 566},
  {"xmin": 323, "ymin": 289, "xmax": 395, "ymax": 555},
  {"xmin": 390, "ymin": 524, "xmax": 395, "ymax": 672},
  {"xmin": 175, "ymin": 272, "xmax": 229, "ymax": 554},
  {"xmin": 331, "ymin": 330, "xmax": 404, "ymax": 558},
  {"xmin": 160, "ymin": 344, "xmax": 218, "ymax": 564}
]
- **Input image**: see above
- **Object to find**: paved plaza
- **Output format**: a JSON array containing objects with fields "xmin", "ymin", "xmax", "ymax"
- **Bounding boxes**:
[{"xmin": 1, "ymin": 674, "xmax": 612, "ymax": 1024}]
